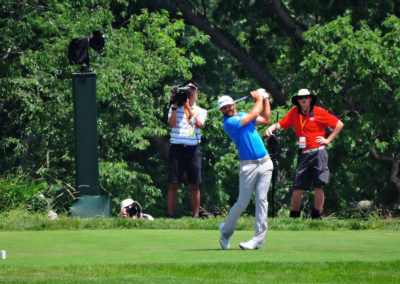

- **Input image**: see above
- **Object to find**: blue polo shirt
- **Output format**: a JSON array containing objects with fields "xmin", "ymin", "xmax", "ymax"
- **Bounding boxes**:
[{"xmin": 223, "ymin": 112, "xmax": 268, "ymax": 160}]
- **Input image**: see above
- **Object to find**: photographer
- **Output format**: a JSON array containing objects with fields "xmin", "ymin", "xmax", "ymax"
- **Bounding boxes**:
[
  {"xmin": 119, "ymin": 198, "xmax": 154, "ymax": 220},
  {"xmin": 167, "ymin": 80, "xmax": 207, "ymax": 218}
]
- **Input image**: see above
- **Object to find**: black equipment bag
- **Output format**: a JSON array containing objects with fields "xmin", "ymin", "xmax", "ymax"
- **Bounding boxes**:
[
  {"xmin": 68, "ymin": 37, "xmax": 90, "ymax": 65},
  {"xmin": 267, "ymin": 133, "xmax": 281, "ymax": 166}
]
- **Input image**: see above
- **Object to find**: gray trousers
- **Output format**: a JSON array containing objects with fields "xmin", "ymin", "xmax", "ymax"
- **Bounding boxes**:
[{"xmin": 220, "ymin": 155, "xmax": 273, "ymax": 244}]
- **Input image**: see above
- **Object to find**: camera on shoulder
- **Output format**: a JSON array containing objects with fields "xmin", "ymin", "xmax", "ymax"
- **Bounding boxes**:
[{"xmin": 171, "ymin": 85, "xmax": 191, "ymax": 106}]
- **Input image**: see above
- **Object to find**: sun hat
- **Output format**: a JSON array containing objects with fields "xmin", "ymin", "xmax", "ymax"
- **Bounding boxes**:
[
  {"xmin": 291, "ymin": 88, "xmax": 317, "ymax": 106},
  {"xmin": 120, "ymin": 198, "xmax": 134, "ymax": 208},
  {"xmin": 218, "ymin": 95, "xmax": 234, "ymax": 109}
]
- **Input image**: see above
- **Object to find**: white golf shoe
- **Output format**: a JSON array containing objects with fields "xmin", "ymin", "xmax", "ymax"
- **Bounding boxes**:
[
  {"xmin": 219, "ymin": 223, "xmax": 230, "ymax": 250},
  {"xmin": 239, "ymin": 239, "xmax": 262, "ymax": 250}
]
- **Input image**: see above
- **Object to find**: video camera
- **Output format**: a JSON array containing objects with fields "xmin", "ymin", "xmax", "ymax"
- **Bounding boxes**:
[{"xmin": 170, "ymin": 85, "xmax": 191, "ymax": 106}]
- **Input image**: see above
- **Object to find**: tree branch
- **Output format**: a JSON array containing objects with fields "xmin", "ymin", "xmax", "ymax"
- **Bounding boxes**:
[
  {"xmin": 370, "ymin": 148, "xmax": 395, "ymax": 161},
  {"xmin": 173, "ymin": 0, "xmax": 287, "ymax": 105},
  {"xmin": 1, "ymin": 47, "xmax": 24, "ymax": 59},
  {"xmin": 259, "ymin": 0, "xmax": 308, "ymax": 46}
]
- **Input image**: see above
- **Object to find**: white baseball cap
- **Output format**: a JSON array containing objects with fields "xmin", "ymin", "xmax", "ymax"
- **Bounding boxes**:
[
  {"xmin": 218, "ymin": 95, "xmax": 234, "ymax": 109},
  {"xmin": 184, "ymin": 82, "xmax": 198, "ymax": 90}
]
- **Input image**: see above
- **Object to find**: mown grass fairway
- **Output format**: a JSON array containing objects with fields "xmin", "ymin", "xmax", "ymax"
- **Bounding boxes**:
[{"xmin": 1, "ymin": 229, "xmax": 400, "ymax": 283}]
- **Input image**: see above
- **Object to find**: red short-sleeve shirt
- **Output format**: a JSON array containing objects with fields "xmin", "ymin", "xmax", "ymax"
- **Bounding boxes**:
[{"xmin": 279, "ymin": 106, "xmax": 339, "ymax": 150}]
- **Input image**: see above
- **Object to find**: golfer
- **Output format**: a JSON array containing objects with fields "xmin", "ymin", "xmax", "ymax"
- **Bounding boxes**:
[
  {"xmin": 265, "ymin": 89, "xmax": 343, "ymax": 219},
  {"xmin": 218, "ymin": 89, "xmax": 273, "ymax": 250}
]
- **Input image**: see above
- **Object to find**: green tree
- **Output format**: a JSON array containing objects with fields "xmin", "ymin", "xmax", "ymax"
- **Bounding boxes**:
[
  {"xmin": 299, "ymin": 15, "xmax": 400, "ymax": 211},
  {"xmin": 165, "ymin": 0, "xmax": 400, "ymax": 214},
  {"xmin": 0, "ymin": 1, "xmax": 207, "ymax": 214},
  {"xmin": 2, "ymin": 0, "xmax": 400, "ymax": 217}
]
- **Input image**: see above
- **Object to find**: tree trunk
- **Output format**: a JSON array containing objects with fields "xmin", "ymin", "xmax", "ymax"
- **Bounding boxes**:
[
  {"xmin": 259, "ymin": 0, "xmax": 308, "ymax": 46},
  {"xmin": 370, "ymin": 148, "xmax": 400, "ymax": 208},
  {"xmin": 149, "ymin": 135, "xmax": 170, "ymax": 162}
]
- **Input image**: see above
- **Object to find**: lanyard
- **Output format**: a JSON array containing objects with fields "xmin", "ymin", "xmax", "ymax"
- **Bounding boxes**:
[
  {"xmin": 184, "ymin": 107, "xmax": 196, "ymax": 125},
  {"xmin": 299, "ymin": 114, "xmax": 308, "ymax": 135}
]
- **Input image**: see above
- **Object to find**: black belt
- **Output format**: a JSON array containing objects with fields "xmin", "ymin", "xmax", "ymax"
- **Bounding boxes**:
[{"xmin": 171, "ymin": 144, "xmax": 198, "ymax": 148}]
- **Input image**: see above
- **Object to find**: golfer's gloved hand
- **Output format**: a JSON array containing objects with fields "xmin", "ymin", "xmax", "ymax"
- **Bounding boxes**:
[{"xmin": 257, "ymin": 88, "xmax": 270, "ymax": 99}]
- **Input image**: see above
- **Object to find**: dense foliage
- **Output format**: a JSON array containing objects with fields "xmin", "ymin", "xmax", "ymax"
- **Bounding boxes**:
[
  {"xmin": 0, "ymin": 0, "xmax": 207, "ymax": 215},
  {"xmin": 1, "ymin": 0, "xmax": 399, "ymax": 217},
  {"xmin": 299, "ymin": 14, "xmax": 400, "ymax": 215}
]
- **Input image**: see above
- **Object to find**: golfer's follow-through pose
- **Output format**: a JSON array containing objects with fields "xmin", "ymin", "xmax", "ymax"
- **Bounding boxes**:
[
  {"xmin": 266, "ymin": 89, "xmax": 343, "ymax": 219},
  {"xmin": 218, "ymin": 89, "xmax": 273, "ymax": 250}
]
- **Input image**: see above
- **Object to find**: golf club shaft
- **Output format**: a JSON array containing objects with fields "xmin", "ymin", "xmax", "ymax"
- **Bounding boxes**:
[{"xmin": 207, "ymin": 95, "xmax": 249, "ymax": 113}]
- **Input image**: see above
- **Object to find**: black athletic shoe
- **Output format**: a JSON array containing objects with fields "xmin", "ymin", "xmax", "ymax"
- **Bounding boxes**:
[
  {"xmin": 311, "ymin": 209, "xmax": 322, "ymax": 220},
  {"xmin": 289, "ymin": 210, "xmax": 301, "ymax": 218}
]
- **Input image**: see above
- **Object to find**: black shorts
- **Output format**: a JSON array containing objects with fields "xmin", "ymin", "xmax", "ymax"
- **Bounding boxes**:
[
  {"xmin": 168, "ymin": 144, "xmax": 202, "ymax": 184},
  {"xmin": 294, "ymin": 148, "xmax": 329, "ymax": 190}
]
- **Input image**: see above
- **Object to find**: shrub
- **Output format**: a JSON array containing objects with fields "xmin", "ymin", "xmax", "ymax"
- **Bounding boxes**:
[{"xmin": 0, "ymin": 173, "xmax": 49, "ymax": 213}]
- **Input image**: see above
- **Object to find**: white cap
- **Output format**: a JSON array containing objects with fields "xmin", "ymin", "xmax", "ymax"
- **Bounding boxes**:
[
  {"xmin": 184, "ymin": 82, "xmax": 198, "ymax": 90},
  {"xmin": 297, "ymin": 89, "xmax": 311, "ymax": 96},
  {"xmin": 218, "ymin": 95, "xmax": 234, "ymax": 109},
  {"xmin": 121, "ymin": 198, "xmax": 134, "ymax": 208}
]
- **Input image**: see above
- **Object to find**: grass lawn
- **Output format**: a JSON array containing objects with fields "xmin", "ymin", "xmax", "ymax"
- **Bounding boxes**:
[{"xmin": 1, "ymin": 229, "xmax": 400, "ymax": 283}]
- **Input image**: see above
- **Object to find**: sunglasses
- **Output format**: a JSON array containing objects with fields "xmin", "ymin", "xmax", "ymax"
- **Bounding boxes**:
[{"xmin": 298, "ymin": 95, "xmax": 311, "ymax": 100}]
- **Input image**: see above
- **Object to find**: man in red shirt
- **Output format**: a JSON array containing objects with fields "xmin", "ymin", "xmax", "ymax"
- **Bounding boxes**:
[{"xmin": 266, "ymin": 89, "xmax": 343, "ymax": 219}]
